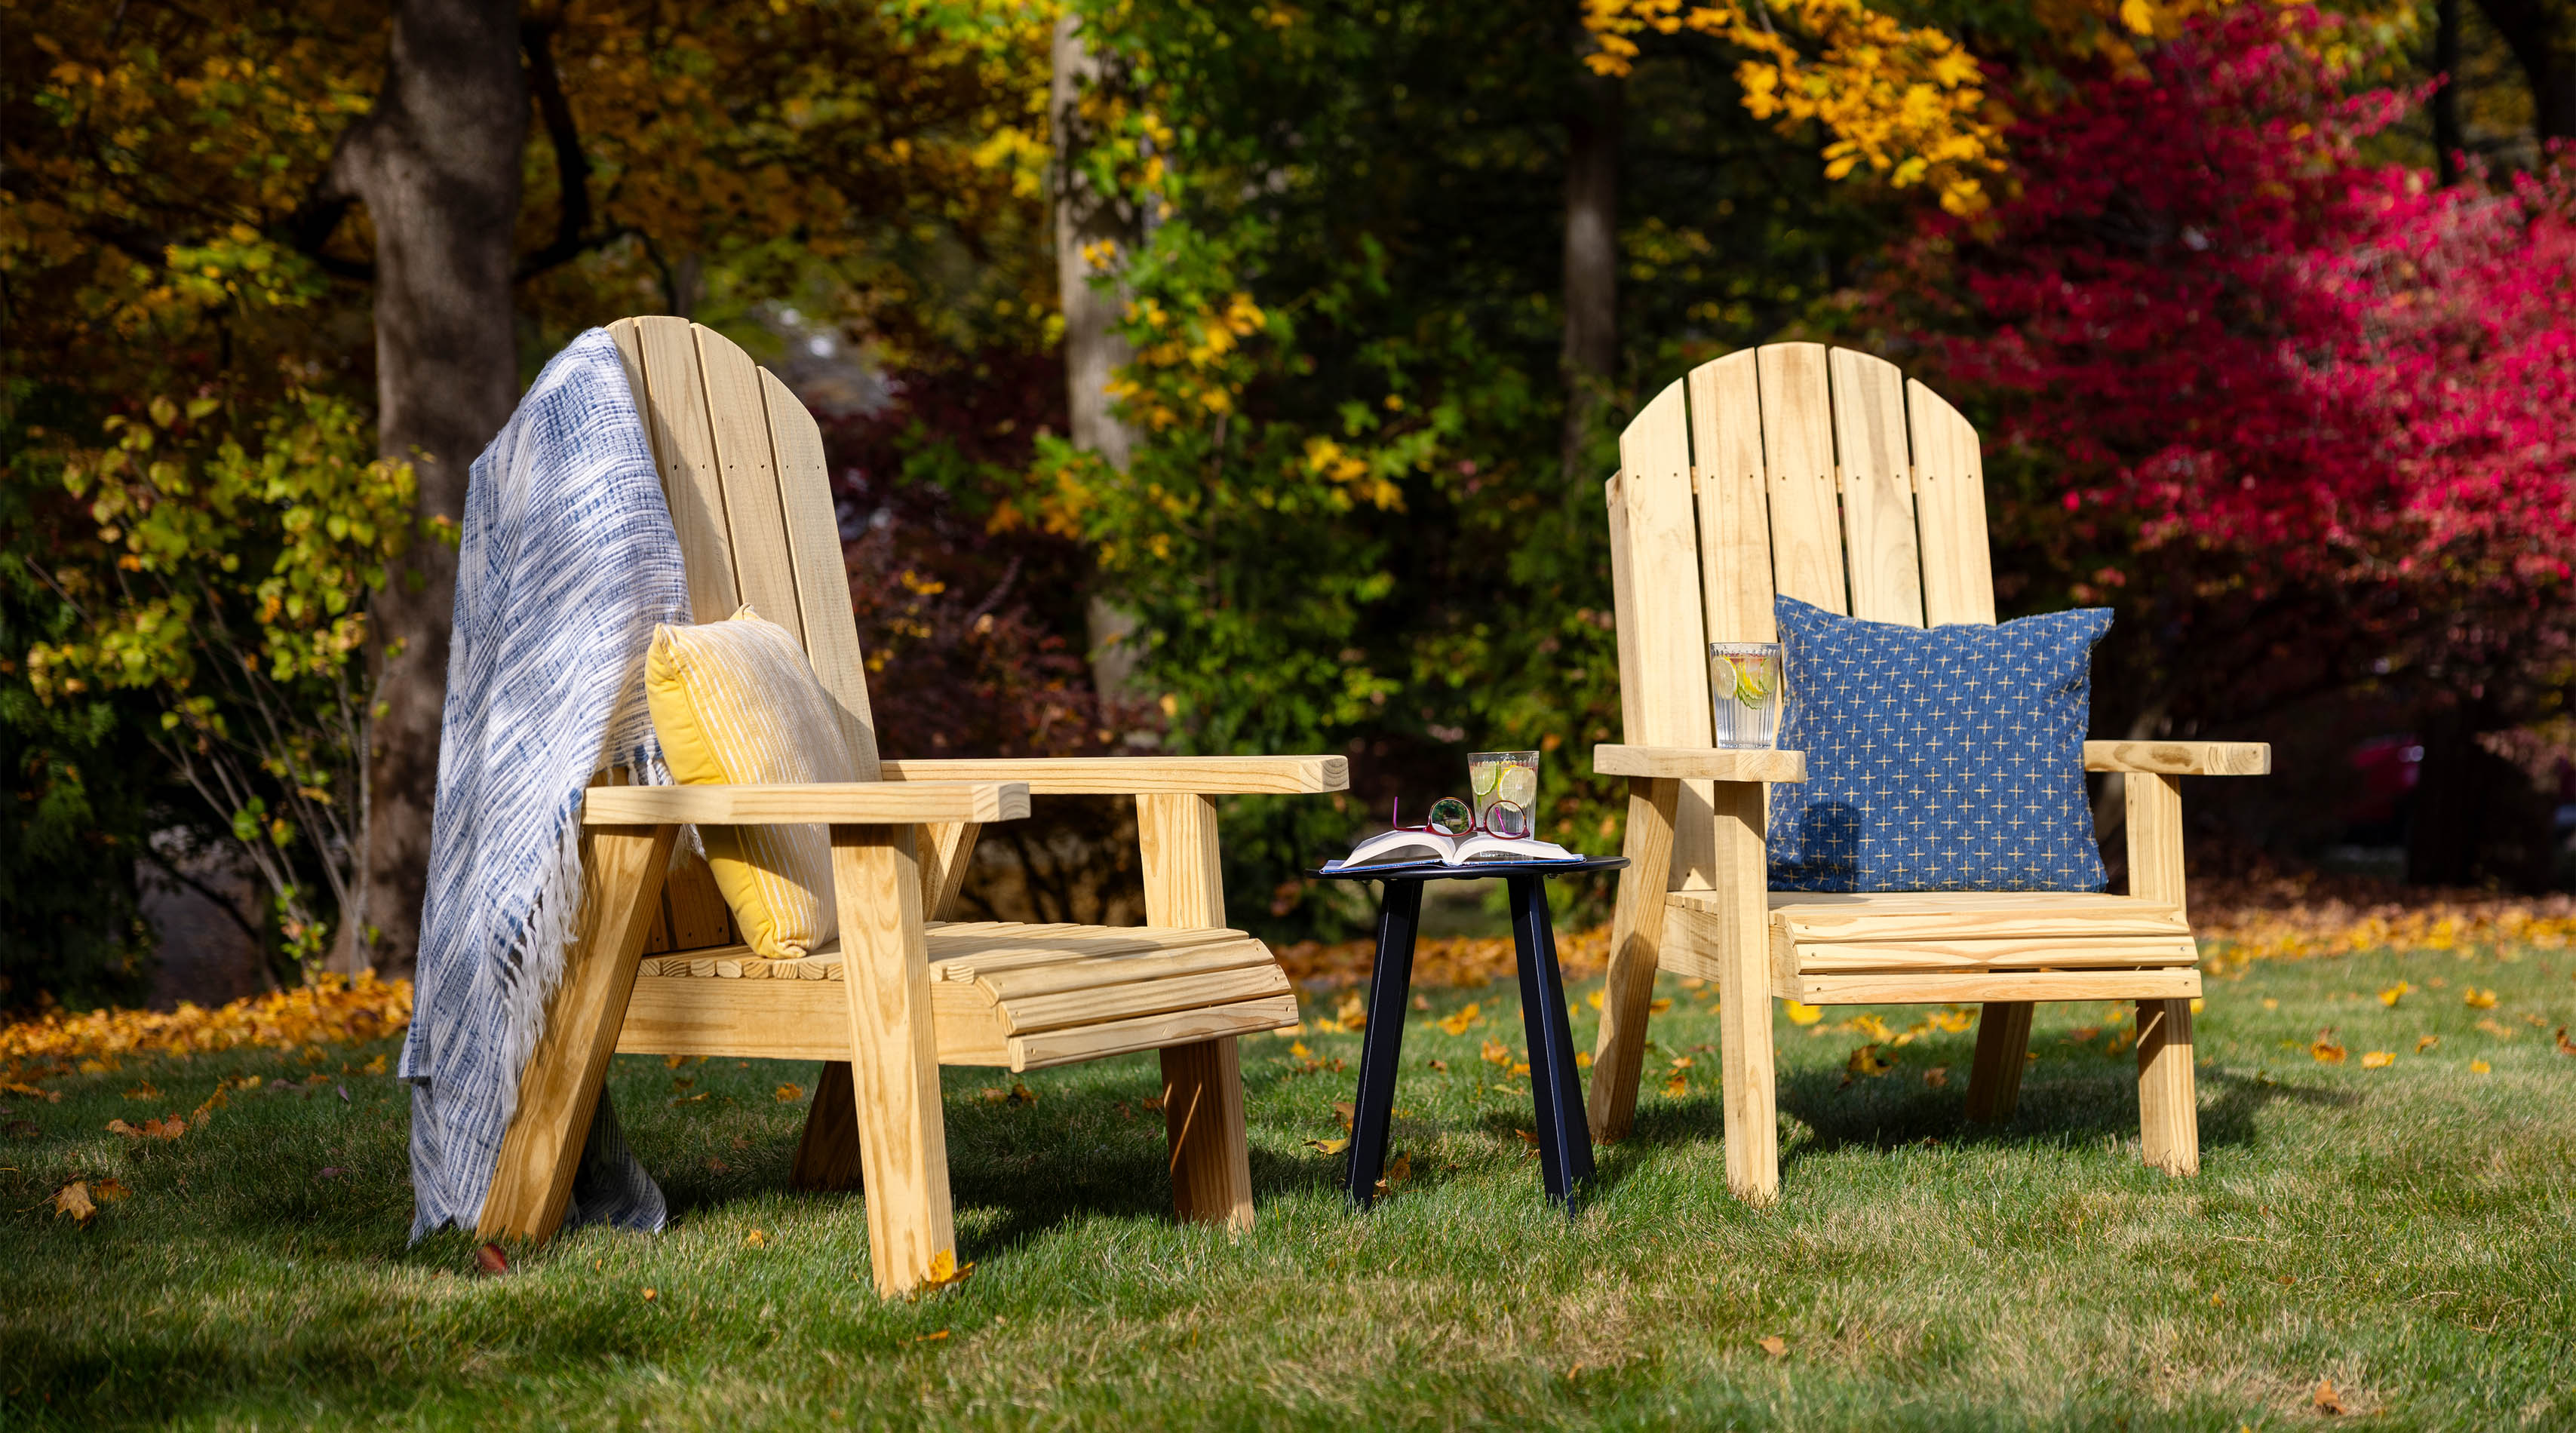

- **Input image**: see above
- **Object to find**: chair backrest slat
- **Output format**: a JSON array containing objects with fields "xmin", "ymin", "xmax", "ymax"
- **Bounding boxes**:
[
  {"xmin": 1607, "ymin": 342, "xmax": 1997, "ymax": 891},
  {"xmin": 1828, "ymin": 348, "xmax": 1924, "ymax": 628},
  {"xmin": 1752, "ymin": 342, "xmax": 1849, "ymax": 615},
  {"xmin": 1906, "ymin": 379, "xmax": 1997, "ymax": 625},
  {"xmin": 697, "ymin": 327, "xmax": 809, "ymax": 649},
  {"xmin": 1607, "ymin": 378, "xmax": 1720, "ymax": 888},
  {"xmin": 761, "ymin": 367, "xmax": 882, "ymax": 776},
  {"xmin": 1686, "ymin": 350, "xmax": 1776, "ymax": 645},
  {"xmin": 623, "ymin": 318, "xmax": 745, "ymax": 621}
]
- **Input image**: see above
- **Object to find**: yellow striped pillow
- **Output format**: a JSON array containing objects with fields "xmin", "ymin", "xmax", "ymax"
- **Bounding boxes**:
[{"xmin": 643, "ymin": 607, "xmax": 855, "ymax": 959}]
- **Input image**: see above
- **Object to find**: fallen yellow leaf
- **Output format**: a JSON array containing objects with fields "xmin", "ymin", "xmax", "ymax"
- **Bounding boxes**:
[
  {"xmin": 1928, "ymin": 1008, "xmax": 1974, "ymax": 1033},
  {"xmin": 1306, "ymin": 1136, "xmax": 1351, "ymax": 1155},
  {"xmin": 773, "ymin": 1084, "xmax": 803, "ymax": 1103},
  {"xmin": 2556, "ymin": 1026, "xmax": 2576, "ymax": 1058},
  {"xmin": 1846, "ymin": 1043, "xmax": 1894, "ymax": 1079},
  {"xmin": 1924, "ymin": 1065, "xmax": 1950, "ymax": 1088},
  {"xmin": 2360, "ymin": 1051, "xmax": 2393, "ymax": 1069},
  {"xmin": 1574, "ymin": 1051, "xmax": 1592, "ymax": 1069},
  {"xmin": 52, "ymin": 1181, "xmax": 96, "ymax": 1224},
  {"xmin": 1335, "ymin": 992, "xmax": 1368, "ymax": 1029},
  {"xmin": 2415, "ymin": 1035, "xmax": 2439, "ymax": 1052},
  {"xmin": 1481, "ymin": 1039, "xmax": 1514, "ymax": 1068},
  {"xmin": 2310, "ymin": 1035, "xmax": 2347, "ymax": 1065},
  {"xmin": 2476, "ymin": 1017, "xmax": 2513, "ymax": 1039},
  {"xmin": 1785, "ymin": 1002, "xmax": 1822, "ymax": 1026},
  {"xmin": 2313, "ymin": 1379, "xmax": 2345, "ymax": 1416},
  {"xmin": 2470, "ymin": 1059, "xmax": 2492, "ymax": 1074},
  {"xmin": 2464, "ymin": 987, "xmax": 2498, "ymax": 1009},
  {"xmin": 1661, "ymin": 1076, "xmax": 1688, "ymax": 1098},
  {"xmin": 1288, "ymin": 1041, "xmax": 1311, "ymax": 1060},
  {"xmin": 1758, "ymin": 1335, "xmax": 1788, "ymax": 1358},
  {"xmin": 2378, "ymin": 981, "xmax": 2411, "ymax": 1007},
  {"xmin": 1438, "ymin": 1003, "xmax": 1480, "ymax": 1037},
  {"xmin": 121, "ymin": 1082, "xmax": 159, "ymax": 1100},
  {"xmin": 1586, "ymin": 990, "xmax": 1604, "ymax": 1011},
  {"xmin": 745, "ymin": 1229, "xmax": 768, "ymax": 1247},
  {"xmin": 1648, "ymin": 998, "xmax": 1673, "ymax": 1015},
  {"xmin": 919, "ymin": 1248, "xmax": 976, "ymax": 1292}
]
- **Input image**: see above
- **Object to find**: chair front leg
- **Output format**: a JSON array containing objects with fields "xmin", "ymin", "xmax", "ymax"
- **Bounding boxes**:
[
  {"xmin": 481, "ymin": 821, "xmax": 680, "ymax": 1241},
  {"xmin": 1138, "ymin": 792, "xmax": 1254, "ymax": 1228},
  {"xmin": 830, "ymin": 823, "xmax": 957, "ymax": 1296},
  {"xmin": 791, "ymin": 819, "xmax": 981, "ymax": 1192},
  {"xmin": 1587, "ymin": 776, "xmax": 1678, "ymax": 1143},
  {"xmin": 2126, "ymin": 770, "xmax": 2200, "ymax": 1175},
  {"xmin": 1706, "ymin": 779, "xmax": 1779, "ymax": 1204}
]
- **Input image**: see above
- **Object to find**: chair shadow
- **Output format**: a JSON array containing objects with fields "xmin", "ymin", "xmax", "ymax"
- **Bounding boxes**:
[{"xmin": 1595, "ymin": 1045, "xmax": 2347, "ymax": 1174}]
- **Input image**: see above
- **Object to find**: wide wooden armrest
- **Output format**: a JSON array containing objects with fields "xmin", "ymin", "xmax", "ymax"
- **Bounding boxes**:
[
  {"xmin": 1592, "ymin": 745, "xmax": 1807, "ymax": 782},
  {"xmin": 879, "ymin": 755, "xmax": 1348, "ymax": 796},
  {"xmin": 582, "ymin": 781, "xmax": 1030, "ymax": 826},
  {"xmin": 2083, "ymin": 741, "xmax": 2270, "ymax": 776}
]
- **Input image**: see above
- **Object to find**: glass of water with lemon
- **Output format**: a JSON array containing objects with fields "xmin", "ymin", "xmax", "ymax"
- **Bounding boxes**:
[
  {"xmin": 1709, "ymin": 641, "xmax": 1783, "ymax": 747},
  {"xmin": 1467, "ymin": 750, "xmax": 1540, "ymax": 839}
]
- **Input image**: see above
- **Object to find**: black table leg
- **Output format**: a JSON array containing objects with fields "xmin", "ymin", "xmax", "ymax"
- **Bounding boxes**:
[
  {"xmin": 1510, "ymin": 875, "xmax": 1596, "ymax": 1210},
  {"xmin": 1345, "ymin": 878, "xmax": 1423, "ymax": 1208}
]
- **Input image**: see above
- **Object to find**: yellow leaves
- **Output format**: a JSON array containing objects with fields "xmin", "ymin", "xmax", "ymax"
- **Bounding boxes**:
[
  {"xmin": 1334, "ymin": 991, "xmax": 1368, "ymax": 1030},
  {"xmin": 773, "ymin": 1084, "xmax": 804, "ymax": 1103},
  {"xmin": 2360, "ymin": 1051, "xmax": 2394, "ymax": 1069},
  {"xmin": 2310, "ymin": 1034, "xmax": 2347, "ymax": 1065},
  {"xmin": 2475, "ymin": 1017, "xmax": 2512, "ymax": 1039},
  {"xmin": 1648, "ymin": 998, "xmax": 1675, "ymax": 1015},
  {"xmin": 2378, "ymin": 981, "xmax": 2411, "ymax": 1007},
  {"xmin": 2415, "ymin": 1035, "xmax": 2439, "ymax": 1053},
  {"xmin": 1845, "ymin": 1043, "xmax": 1895, "ymax": 1079},
  {"xmin": 918, "ymin": 1249, "xmax": 976, "ymax": 1293},
  {"xmin": 1661, "ymin": 1072, "xmax": 1689, "ymax": 1098},
  {"xmin": 1785, "ymin": 1002, "xmax": 1823, "ymax": 1026},
  {"xmin": 2470, "ymin": 1060, "xmax": 2492, "ymax": 1074},
  {"xmin": 980, "ymin": 1082, "xmax": 1036, "ymax": 1106},
  {"xmin": 0, "ymin": 973, "xmax": 410, "ymax": 1084},
  {"xmin": 2556, "ymin": 1026, "xmax": 2576, "ymax": 1058},
  {"xmin": 53, "ymin": 1181, "xmax": 97, "ymax": 1225},
  {"xmin": 745, "ymin": 1229, "xmax": 768, "ymax": 1248},
  {"xmin": 1481, "ymin": 1039, "xmax": 1528, "ymax": 1076},
  {"xmin": 1758, "ymin": 1334, "xmax": 1788, "ymax": 1358},
  {"xmin": 1923, "ymin": 1065, "xmax": 1950, "ymax": 1088},
  {"xmin": 1926, "ymin": 1008, "xmax": 1975, "ymax": 1033},
  {"xmin": 1438, "ymin": 1002, "xmax": 1481, "ymax": 1036},
  {"xmin": 2463, "ymin": 987, "xmax": 2498, "ymax": 1009},
  {"xmin": 2117, "ymin": 0, "xmax": 2158, "ymax": 34},
  {"xmin": 2313, "ymin": 1379, "xmax": 2347, "ymax": 1417},
  {"xmin": 107, "ymin": 1115, "xmax": 189, "ymax": 1140},
  {"xmin": 1306, "ymin": 1136, "xmax": 1351, "ymax": 1155}
]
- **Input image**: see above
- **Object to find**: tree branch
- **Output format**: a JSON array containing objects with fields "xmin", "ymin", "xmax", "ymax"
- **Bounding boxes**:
[{"xmin": 514, "ymin": 12, "xmax": 617, "ymax": 281}]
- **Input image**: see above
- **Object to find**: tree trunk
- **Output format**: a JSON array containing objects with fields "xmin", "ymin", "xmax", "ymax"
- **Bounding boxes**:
[
  {"xmin": 2436, "ymin": 0, "xmax": 2464, "ymax": 185},
  {"xmin": 1561, "ymin": 72, "xmax": 1621, "ymax": 486},
  {"xmin": 330, "ymin": 0, "xmax": 527, "ymax": 976},
  {"xmin": 1052, "ymin": 12, "xmax": 1147, "ymax": 702},
  {"xmin": 2473, "ymin": 0, "xmax": 2576, "ymax": 143}
]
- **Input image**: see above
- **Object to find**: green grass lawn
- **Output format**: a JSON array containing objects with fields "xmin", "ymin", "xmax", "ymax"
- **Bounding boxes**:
[{"xmin": 5, "ymin": 942, "xmax": 2572, "ymax": 1431}]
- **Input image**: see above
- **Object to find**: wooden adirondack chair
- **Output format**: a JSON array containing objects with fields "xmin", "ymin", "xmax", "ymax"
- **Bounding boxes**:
[
  {"xmin": 1583, "ymin": 342, "xmax": 2268, "ymax": 1202},
  {"xmin": 476, "ymin": 317, "xmax": 1346, "ymax": 1295}
]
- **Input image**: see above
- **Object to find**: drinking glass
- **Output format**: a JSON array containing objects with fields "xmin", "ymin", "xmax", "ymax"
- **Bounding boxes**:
[
  {"xmin": 1467, "ymin": 750, "xmax": 1540, "ymax": 839},
  {"xmin": 1709, "ymin": 642, "xmax": 1783, "ymax": 747}
]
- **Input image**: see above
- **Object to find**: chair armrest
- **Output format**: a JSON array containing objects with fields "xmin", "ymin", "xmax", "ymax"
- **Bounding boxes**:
[
  {"xmin": 1592, "ymin": 745, "xmax": 1807, "ymax": 783},
  {"xmin": 878, "ymin": 755, "xmax": 1347, "ymax": 796},
  {"xmin": 2083, "ymin": 741, "xmax": 2271, "ymax": 776},
  {"xmin": 582, "ymin": 781, "xmax": 1030, "ymax": 826}
]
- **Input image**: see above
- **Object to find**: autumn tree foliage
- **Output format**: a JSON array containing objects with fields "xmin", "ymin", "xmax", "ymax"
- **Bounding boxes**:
[{"xmin": 1881, "ymin": 4, "xmax": 2576, "ymax": 882}]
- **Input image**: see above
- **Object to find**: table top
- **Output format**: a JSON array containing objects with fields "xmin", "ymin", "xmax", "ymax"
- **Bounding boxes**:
[{"xmin": 1306, "ymin": 855, "xmax": 1629, "ymax": 882}]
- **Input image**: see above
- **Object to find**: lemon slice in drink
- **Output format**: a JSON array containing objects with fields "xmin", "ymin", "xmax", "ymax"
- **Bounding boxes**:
[
  {"xmin": 1710, "ymin": 656, "xmax": 1741, "ymax": 704},
  {"xmin": 1495, "ymin": 764, "xmax": 1537, "ymax": 810},
  {"xmin": 1733, "ymin": 655, "xmax": 1774, "ymax": 708},
  {"xmin": 1470, "ymin": 761, "xmax": 1500, "ymax": 798}
]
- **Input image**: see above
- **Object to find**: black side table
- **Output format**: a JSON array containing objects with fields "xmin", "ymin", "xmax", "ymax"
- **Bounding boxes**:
[{"xmin": 1307, "ymin": 856, "xmax": 1627, "ymax": 1214}]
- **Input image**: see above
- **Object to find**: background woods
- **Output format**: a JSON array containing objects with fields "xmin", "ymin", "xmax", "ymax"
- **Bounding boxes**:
[{"xmin": 5, "ymin": 0, "xmax": 2571, "ymax": 1006}]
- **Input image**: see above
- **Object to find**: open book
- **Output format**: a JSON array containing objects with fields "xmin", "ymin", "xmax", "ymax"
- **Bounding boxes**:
[{"xmin": 1322, "ymin": 827, "xmax": 1580, "ymax": 872}]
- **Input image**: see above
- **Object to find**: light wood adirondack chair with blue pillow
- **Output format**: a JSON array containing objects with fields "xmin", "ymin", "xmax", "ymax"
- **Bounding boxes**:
[
  {"xmin": 1585, "ymin": 342, "xmax": 2268, "ymax": 1202},
  {"xmin": 477, "ymin": 318, "xmax": 1345, "ymax": 1294}
]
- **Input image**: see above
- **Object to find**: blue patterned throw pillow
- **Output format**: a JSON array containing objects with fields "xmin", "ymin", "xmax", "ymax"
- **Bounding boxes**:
[{"xmin": 1768, "ymin": 595, "xmax": 2111, "ymax": 893}]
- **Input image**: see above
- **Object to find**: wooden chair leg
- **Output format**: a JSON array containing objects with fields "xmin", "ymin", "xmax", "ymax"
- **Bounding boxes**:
[
  {"xmin": 791, "ymin": 1060, "xmax": 864, "ymax": 1192},
  {"xmin": 792, "ymin": 822, "xmax": 978, "ymax": 1194},
  {"xmin": 1162, "ymin": 1037, "xmax": 1254, "ymax": 1228},
  {"xmin": 1135, "ymin": 791, "xmax": 1259, "ymax": 1229},
  {"xmin": 1588, "ymin": 776, "xmax": 1678, "ymax": 1143},
  {"xmin": 2124, "ymin": 770, "xmax": 2198, "ymax": 1174},
  {"xmin": 1709, "ymin": 779, "xmax": 1778, "ymax": 1204},
  {"xmin": 2136, "ymin": 998, "xmax": 2199, "ymax": 1174},
  {"xmin": 479, "ymin": 823, "xmax": 679, "ymax": 1241},
  {"xmin": 830, "ymin": 823, "xmax": 956, "ymax": 1297},
  {"xmin": 1963, "ymin": 1002, "xmax": 2034, "ymax": 1122}
]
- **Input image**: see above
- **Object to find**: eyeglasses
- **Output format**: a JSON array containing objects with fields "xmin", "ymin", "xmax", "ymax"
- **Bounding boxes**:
[{"xmin": 1389, "ymin": 793, "xmax": 1533, "ymax": 840}]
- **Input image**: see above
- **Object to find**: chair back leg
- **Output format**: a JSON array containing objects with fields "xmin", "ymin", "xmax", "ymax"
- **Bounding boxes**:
[
  {"xmin": 1964, "ymin": 1002, "xmax": 2035, "ymax": 1122},
  {"xmin": 480, "ymin": 823, "xmax": 680, "ymax": 1241},
  {"xmin": 1587, "ymin": 777, "xmax": 1679, "ymax": 1143}
]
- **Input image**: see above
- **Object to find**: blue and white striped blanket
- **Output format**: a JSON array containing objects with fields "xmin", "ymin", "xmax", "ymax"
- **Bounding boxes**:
[{"xmin": 401, "ymin": 329, "xmax": 690, "ymax": 1239}]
